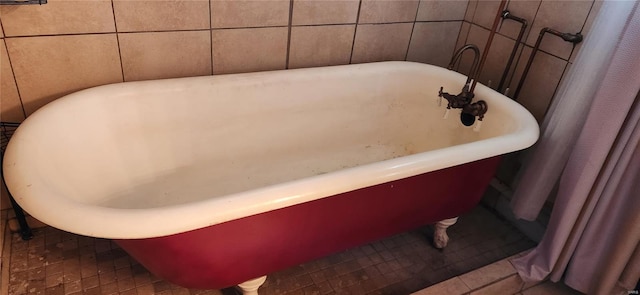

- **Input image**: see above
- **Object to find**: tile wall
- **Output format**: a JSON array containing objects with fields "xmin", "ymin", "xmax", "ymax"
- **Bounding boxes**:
[
  {"xmin": 0, "ymin": 0, "xmax": 606, "ymax": 220},
  {"xmin": 0, "ymin": 0, "xmax": 468, "ymax": 209},
  {"xmin": 457, "ymin": 0, "xmax": 601, "ymax": 122},
  {"xmin": 457, "ymin": 0, "xmax": 602, "ymax": 235}
]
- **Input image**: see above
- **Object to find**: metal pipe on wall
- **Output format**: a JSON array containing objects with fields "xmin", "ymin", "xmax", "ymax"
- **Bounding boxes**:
[
  {"xmin": 512, "ymin": 28, "xmax": 583, "ymax": 101},
  {"xmin": 497, "ymin": 10, "xmax": 528, "ymax": 94},
  {"xmin": 470, "ymin": 0, "xmax": 509, "ymax": 93}
]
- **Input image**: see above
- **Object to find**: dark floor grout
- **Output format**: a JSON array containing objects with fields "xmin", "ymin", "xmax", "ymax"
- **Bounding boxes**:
[{"xmin": 2, "ymin": 206, "xmax": 535, "ymax": 295}]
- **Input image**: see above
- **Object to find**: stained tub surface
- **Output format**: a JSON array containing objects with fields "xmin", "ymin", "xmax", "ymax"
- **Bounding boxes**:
[{"xmin": 3, "ymin": 61, "xmax": 538, "ymax": 240}]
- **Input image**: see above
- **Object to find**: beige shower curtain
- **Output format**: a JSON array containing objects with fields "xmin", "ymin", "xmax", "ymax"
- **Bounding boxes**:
[{"xmin": 510, "ymin": 2, "xmax": 640, "ymax": 294}]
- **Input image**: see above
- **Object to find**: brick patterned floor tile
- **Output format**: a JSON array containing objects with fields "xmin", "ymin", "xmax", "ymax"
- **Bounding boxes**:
[{"xmin": 5, "ymin": 206, "xmax": 534, "ymax": 294}]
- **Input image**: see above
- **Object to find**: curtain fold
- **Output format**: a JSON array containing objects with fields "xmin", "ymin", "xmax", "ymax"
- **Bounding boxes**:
[
  {"xmin": 508, "ymin": 1, "xmax": 634, "ymax": 221},
  {"xmin": 560, "ymin": 94, "xmax": 640, "ymax": 293},
  {"xmin": 511, "ymin": 2, "xmax": 640, "ymax": 294}
]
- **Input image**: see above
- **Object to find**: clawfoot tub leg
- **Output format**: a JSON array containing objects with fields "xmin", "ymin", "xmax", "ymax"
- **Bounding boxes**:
[
  {"xmin": 237, "ymin": 276, "xmax": 267, "ymax": 295},
  {"xmin": 433, "ymin": 217, "xmax": 458, "ymax": 249}
]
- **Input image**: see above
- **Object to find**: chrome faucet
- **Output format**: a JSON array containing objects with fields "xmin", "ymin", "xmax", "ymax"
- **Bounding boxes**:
[{"xmin": 438, "ymin": 44, "xmax": 488, "ymax": 126}]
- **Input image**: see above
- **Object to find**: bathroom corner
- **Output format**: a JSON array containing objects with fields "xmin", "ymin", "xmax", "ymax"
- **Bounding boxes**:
[
  {"xmin": 459, "ymin": 0, "xmax": 604, "ymax": 244},
  {"xmin": 1, "ymin": 0, "xmax": 637, "ymax": 294}
]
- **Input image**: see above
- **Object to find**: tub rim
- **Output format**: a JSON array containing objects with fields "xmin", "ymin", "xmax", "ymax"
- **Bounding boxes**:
[{"xmin": 2, "ymin": 61, "xmax": 539, "ymax": 239}]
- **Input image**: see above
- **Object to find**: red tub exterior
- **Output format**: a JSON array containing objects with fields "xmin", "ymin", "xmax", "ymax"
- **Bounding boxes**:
[{"xmin": 116, "ymin": 156, "xmax": 501, "ymax": 289}]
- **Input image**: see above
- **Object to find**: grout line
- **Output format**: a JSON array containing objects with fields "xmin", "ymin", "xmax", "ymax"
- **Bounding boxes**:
[
  {"xmin": 0, "ymin": 21, "xmax": 451, "ymax": 40},
  {"xmin": 348, "ymin": 0, "xmax": 363, "ymax": 64},
  {"xmin": 520, "ymin": 0, "xmax": 543, "ymax": 48},
  {"xmin": 0, "ymin": 213, "xmax": 11, "ymax": 295},
  {"xmin": 464, "ymin": 0, "xmax": 479, "ymax": 29},
  {"xmin": 285, "ymin": 0, "xmax": 294, "ymax": 69},
  {"xmin": 468, "ymin": 23, "xmax": 571, "ymax": 62},
  {"xmin": 579, "ymin": 0, "xmax": 596, "ymax": 34},
  {"xmin": 0, "ymin": 18, "xmax": 5, "ymax": 38},
  {"xmin": 209, "ymin": 0, "xmax": 214, "ymax": 75},
  {"xmin": 266, "ymin": 20, "xmax": 464, "ymax": 28},
  {"xmin": 2, "ymin": 38, "xmax": 27, "ymax": 119},
  {"xmin": 504, "ymin": 40, "xmax": 525, "ymax": 92},
  {"xmin": 291, "ymin": 22, "xmax": 356, "ymax": 27},
  {"xmin": 519, "ymin": 42, "xmax": 571, "ymax": 62},
  {"xmin": 453, "ymin": 21, "xmax": 472, "ymax": 71},
  {"xmin": 405, "ymin": 21, "xmax": 417, "ymax": 61},
  {"xmin": 567, "ymin": 0, "xmax": 596, "ymax": 62},
  {"xmin": 502, "ymin": 41, "xmax": 569, "ymax": 99},
  {"xmin": 404, "ymin": 0, "xmax": 422, "ymax": 61},
  {"xmin": 353, "ymin": 21, "xmax": 417, "ymax": 26},
  {"xmin": 502, "ymin": 0, "xmax": 542, "ymax": 91},
  {"xmin": 211, "ymin": 25, "xmax": 290, "ymax": 31},
  {"xmin": 468, "ymin": 273, "xmax": 518, "ymax": 293},
  {"xmin": 0, "ymin": 27, "xmax": 257, "ymax": 39},
  {"xmin": 4, "ymin": 206, "xmax": 532, "ymax": 294},
  {"xmin": 414, "ymin": 19, "xmax": 467, "ymax": 23},
  {"xmin": 110, "ymin": 0, "xmax": 125, "ymax": 82},
  {"xmin": 415, "ymin": 249, "xmax": 533, "ymax": 295}
]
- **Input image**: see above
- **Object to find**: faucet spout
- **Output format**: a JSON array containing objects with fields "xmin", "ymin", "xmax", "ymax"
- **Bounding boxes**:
[
  {"xmin": 434, "ymin": 1, "xmax": 507, "ymax": 127},
  {"xmin": 447, "ymin": 44, "xmax": 481, "ymax": 89},
  {"xmin": 437, "ymin": 43, "xmax": 487, "ymax": 126},
  {"xmin": 438, "ymin": 43, "xmax": 481, "ymax": 110}
]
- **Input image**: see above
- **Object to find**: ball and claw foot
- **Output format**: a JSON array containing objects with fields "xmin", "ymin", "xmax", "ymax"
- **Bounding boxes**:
[
  {"xmin": 433, "ymin": 217, "xmax": 458, "ymax": 249},
  {"xmin": 237, "ymin": 276, "xmax": 267, "ymax": 295}
]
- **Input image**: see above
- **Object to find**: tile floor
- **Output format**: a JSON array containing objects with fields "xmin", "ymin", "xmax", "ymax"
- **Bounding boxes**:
[
  {"xmin": 1, "ymin": 205, "xmax": 536, "ymax": 295},
  {"xmin": 413, "ymin": 252, "xmax": 582, "ymax": 295}
]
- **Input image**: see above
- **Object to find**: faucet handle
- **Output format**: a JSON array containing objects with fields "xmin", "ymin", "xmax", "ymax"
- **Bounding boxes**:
[
  {"xmin": 466, "ymin": 100, "xmax": 488, "ymax": 120},
  {"xmin": 475, "ymin": 100, "xmax": 488, "ymax": 120},
  {"xmin": 460, "ymin": 100, "xmax": 488, "ymax": 126}
]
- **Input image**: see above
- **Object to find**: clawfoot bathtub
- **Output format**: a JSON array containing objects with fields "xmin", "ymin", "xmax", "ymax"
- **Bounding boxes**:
[{"xmin": 3, "ymin": 61, "xmax": 538, "ymax": 293}]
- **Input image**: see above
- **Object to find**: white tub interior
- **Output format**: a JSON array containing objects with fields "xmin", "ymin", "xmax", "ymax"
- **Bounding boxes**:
[{"xmin": 4, "ymin": 62, "xmax": 538, "ymax": 238}]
